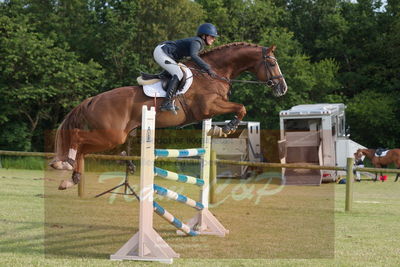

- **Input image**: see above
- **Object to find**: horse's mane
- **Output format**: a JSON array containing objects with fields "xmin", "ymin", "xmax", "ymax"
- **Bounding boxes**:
[{"xmin": 200, "ymin": 42, "xmax": 262, "ymax": 57}]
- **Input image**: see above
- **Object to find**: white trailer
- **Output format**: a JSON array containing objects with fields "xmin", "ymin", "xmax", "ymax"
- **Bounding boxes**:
[
  {"xmin": 278, "ymin": 103, "xmax": 365, "ymax": 185},
  {"xmin": 212, "ymin": 121, "xmax": 262, "ymax": 178}
]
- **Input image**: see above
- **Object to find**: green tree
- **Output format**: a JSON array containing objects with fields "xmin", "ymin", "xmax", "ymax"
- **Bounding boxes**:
[
  {"xmin": 0, "ymin": 13, "xmax": 104, "ymax": 151},
  {"xmin": 346, "ymin": 91, "xmax": 400, "ymax": 148},
  {"xmin": 286, "ymin": 0, "xmax": 342, "ymax": 60},
  {"xmin": 87, "ymin": 0, "xmax": 144, "ymax": 88},
  {"xmin": 134, "ymin": 0, "xmax": 205, "ymax": 70},
  {"xmin": 197, "ymin": 0, "xmax": 285, "ymax": 43}
]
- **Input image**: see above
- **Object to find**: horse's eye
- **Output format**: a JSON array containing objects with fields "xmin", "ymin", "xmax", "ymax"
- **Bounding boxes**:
[{"xmin": 267, "ymin": 60, "xmax": 276, "ymax": 67}]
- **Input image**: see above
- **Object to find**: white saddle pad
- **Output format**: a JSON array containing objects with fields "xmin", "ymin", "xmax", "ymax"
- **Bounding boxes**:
[
  {"xmin": 142, "ymin": 66, "xmax": 193, "ymax": 98},
  {"xmin": 375, "ymin": 150, "xmax": 389, "ymax": 157}
]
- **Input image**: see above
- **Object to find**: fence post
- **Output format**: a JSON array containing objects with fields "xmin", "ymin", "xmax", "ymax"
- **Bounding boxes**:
[
  {"xmin": 210, "ymin": 150, "xmax": 217, "ymax": 204},
  {"xmin": 345, "ymin": 157, "xmax": 354, "ymax": 212},
  {"xmin": 78, "ymin": 160, "xmax": 85, "ymax": 198}
]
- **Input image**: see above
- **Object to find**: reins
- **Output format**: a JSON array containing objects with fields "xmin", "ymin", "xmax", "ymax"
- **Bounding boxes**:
[
  {"xmin": 166, "ymin": 46, "xmax": 283, "ymax": 88},
  {"xmin": 167, "ymin": 62, "xmax": 275, "ymax": 85}
]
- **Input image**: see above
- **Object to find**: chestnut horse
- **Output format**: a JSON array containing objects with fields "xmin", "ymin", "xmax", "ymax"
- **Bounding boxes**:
[
  {"xmin": 354, "ymin": 148, "xmax": 400, "ymax": 181},
  {"xmin": 50, "ymin": 42, "xmax": 287, "ymax": 190}
]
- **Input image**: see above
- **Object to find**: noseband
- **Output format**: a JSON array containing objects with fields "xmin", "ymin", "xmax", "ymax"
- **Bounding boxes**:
[{"xmin": 262, "ymin": 47, "xmax": 283, "ymax": 88}]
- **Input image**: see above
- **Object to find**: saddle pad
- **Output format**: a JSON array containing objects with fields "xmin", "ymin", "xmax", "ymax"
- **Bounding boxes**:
[
  {"xmin": 142, "ymin": 66, "xmax": 193, "ymax": 98},
  {"xmin": 375, "ymin": 150, "xmax": 388, "ymax": 157}
]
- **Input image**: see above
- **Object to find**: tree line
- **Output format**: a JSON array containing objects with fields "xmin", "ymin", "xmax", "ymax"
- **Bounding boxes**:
[{"xmin": 1, "ymin": 0, "xmax": 399, "ymax": 151}]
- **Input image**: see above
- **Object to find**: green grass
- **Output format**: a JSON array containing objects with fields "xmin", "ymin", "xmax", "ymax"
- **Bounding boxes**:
[
  {"xmin": 0, "ymin": 156, "xmax": 46, "ymax": 170},
  {"xmin": 1, "ymin": 168, "xmax": 399, "ymax": 266},
  {"xmin": 0, "ymin": 156, "xmax": 192, "ymax": 174}
]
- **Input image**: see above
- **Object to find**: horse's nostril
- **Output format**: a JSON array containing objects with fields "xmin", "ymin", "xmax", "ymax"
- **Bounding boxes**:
[{"xmin": 279, "ymin": 83, "xmax": 287, "ymax": 96}]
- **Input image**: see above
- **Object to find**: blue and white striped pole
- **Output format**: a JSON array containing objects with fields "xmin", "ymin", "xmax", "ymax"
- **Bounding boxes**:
[
  {"xmin": 154, "ymin": 167, "xmax": 204, "ymax": 186},
  {"xmin": 154, "ymin": 184, "xmax": 204, "ymax": 210},
  {"xmin": 153, "ymin": 201, "xmax": 198, "ymax": 236},
  {"xmin": 155, "ymin": 148, "xmax": 206, "ymax": 158}
]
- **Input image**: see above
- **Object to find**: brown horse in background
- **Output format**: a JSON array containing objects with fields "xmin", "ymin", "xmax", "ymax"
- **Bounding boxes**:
[
  {"xmin": 354, "ymin": 148, "xmax": 400, "ymax": 181},
  {"xmin": 50, "ymin": 42, "xmax": 287, "ymax": 190}
]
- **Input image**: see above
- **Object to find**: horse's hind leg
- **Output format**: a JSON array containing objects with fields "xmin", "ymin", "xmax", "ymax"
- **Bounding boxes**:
[
  {"xmin": 49, "ymin": 128, "xmax": 77, "ymax": 170},
  {"xmin": 51, "ymin": 129, "xmax": 81, "ymax": 171},
  {"xmin": 58, "ymin": 129, "xmax": 128, "ymax": 191},
  {"xmin": 65, "ymin": 129, "xmax": 81, "ymax": 168},
  {"xmin": 395, "ymin": 161, "xmax": 400, "ymax": 182},
  {"xmin": 57, "ymin": 128, "xmax": 88, "ymax": 190},
  {"xmin": 395, "ymin": 168, "xmax": 400, "ymax": 182},
  {"xmin": 59, "ymin": 152, "xmax": 83, "ymax": 190}
]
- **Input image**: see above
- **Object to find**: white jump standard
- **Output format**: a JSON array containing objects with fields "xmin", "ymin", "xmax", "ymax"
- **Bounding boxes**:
[{"xmin": 111, "ymin": 105, "xmax": 228, "ymax": 263}]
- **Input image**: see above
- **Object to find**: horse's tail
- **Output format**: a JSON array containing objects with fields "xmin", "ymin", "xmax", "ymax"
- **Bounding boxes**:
[{"xmin": 54, "ymin": 102, "xmax": 88, "ymax": 161}]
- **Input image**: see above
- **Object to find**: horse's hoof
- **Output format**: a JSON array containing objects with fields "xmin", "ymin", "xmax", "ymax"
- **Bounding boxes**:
[
  {"xmin": 72, "ymin": 172, "xmax": 81, "ymax": 184},
  {"xmin": 222, "ymin": 127, "xmax": 231, "ymax": 135},
  {"xmin": 207, "ymin": 126, "xmax": 227, "ymax": 137},
  {"xmin": 222, "ymin": 126, "xmax": 236, "ymax": 135},
  {"xmin": 207, "ymin": 126, "xmax": 218, "ymax": 136},
  {"xmin": 61, "ymin": 162, "xmax": 73, "ymax": 170},
  {"xmin": 49, "ymin": 160, "xmax": 63, "ymax": 170},
  {"xmin": 58, "ymin": 180, "xmax": 75, "ymax": 190},
  {"xmin": 49, "ymin": 160, "xmax": 73, "ymax": 171}
]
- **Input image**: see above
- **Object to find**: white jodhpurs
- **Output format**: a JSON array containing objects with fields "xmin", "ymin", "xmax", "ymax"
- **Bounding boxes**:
[{"xmin": 153, "ymin": 44, "xmax": 184, "ymax": 80}]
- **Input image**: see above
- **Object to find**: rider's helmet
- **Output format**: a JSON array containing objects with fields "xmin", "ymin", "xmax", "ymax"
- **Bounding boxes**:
[{"xmin": 197, "ymin": 23, "xmax": 219, "ymax": 37}]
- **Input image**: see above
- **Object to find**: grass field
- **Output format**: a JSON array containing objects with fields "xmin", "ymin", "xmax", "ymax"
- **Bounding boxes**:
[{"xmin": 1, "ymin": 166, "xmax": 399, "ymax": 267}]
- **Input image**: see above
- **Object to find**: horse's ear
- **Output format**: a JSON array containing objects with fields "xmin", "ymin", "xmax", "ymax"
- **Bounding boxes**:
[{"xmin": 270, "ymin": 45, "xmax": 276, "ymax": 52}]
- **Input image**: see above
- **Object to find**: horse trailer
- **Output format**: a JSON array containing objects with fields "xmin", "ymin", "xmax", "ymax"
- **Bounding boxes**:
[
  {"xmin": 278, "ymin": 103, "xmax": 365, "ymax": 185},
  {"xmin": 211, "ymin": 121, "xmax": 262, "ymax": 178}
]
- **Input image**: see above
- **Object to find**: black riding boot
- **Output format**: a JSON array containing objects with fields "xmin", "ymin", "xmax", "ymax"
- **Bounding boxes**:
[{"xmin": 160, "ymin": 75, "xmax": 180, "ymax": 113}]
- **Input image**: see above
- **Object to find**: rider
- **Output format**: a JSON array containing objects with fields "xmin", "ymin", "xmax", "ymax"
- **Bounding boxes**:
[
  {"xmin": 153, "ymin": 23, "xmax": 219, "ymax": 112},
  {"xmin": 354, "ymin": 157, "xmax": 364, "ymax": 182}
]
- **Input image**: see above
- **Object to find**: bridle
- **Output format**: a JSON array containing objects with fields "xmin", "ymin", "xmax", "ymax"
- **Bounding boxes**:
[
  {"xmin": 206, "ymin": 47, "xmax": 284, "ymax": 96},
  {"xmin": 169, "ymin": 46, "xmax": 286, "ymax": 95},
  {"xmin": 212, "ymin": 47, "xmax": 284, "ymax": 88},
  {"xmin": 261, "ymin": 47, "xmax": 284, "ymax": 88}
]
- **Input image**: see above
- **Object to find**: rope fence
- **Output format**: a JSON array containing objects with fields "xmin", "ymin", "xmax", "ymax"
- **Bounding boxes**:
[{"xmin": 1, "ymin": 149, "xmax": 400, "ymax": 212}]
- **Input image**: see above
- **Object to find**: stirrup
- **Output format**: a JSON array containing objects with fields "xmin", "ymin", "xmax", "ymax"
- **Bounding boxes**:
[{"xmin": 160, "ymin": 100, "xmax": 179, "ymax": 114}]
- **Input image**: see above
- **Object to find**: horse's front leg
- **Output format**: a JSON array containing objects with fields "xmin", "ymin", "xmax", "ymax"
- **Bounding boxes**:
[
  {"xmin": 374, "ymin": 169, "xmax": 380, "ymax": 182},
  {"xmin": 206, "ymin": 100, "xmax": 246, "ymax": 137},
  {"xmin": 373, "ymin": 164, "xmax": 382, "ymax": 182}
]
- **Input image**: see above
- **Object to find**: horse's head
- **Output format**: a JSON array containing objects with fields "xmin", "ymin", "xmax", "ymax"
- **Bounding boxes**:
[
  {"xmin": 256, "ymin": 45, "xmax": 287, "ymax": 97},
  {"xmin": 354, "ymin": 149, "xmax": 365, "ymax": 160}
]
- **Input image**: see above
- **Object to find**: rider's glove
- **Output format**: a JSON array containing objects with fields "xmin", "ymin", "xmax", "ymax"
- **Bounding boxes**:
[{"xmin": 207, "ymin": 69, "xmax": 217, "ymax": 78}]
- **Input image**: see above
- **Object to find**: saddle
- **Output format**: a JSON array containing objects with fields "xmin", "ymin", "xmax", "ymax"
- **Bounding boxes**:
[
  {"xmin": 375, "ymin": 147, "xmax": 389, "ymax": 157},
  {"xmin": 137, "ymin": 66, "xmax": 187, "ymax": 92}
]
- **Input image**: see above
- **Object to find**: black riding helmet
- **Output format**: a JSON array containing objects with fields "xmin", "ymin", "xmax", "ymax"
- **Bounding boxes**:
[{"xmin": 197, "ymin": 23, "xmax": 219, "ymax": 37}]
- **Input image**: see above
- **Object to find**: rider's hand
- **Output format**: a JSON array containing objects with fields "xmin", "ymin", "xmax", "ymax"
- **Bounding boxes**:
[{"xmin": 207, "ymin": 69, "xmax": 217, "ymax": 78}]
